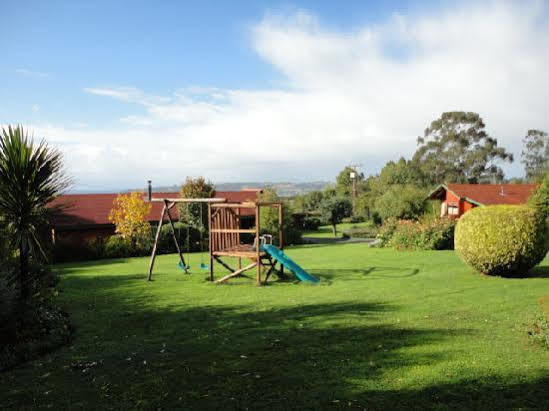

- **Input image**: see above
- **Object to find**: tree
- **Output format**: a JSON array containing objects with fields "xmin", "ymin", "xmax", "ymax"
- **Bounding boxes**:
[
  {"xmin": 178, "ymin": 177, "xmax": 215, "ymax": 230},
  {"xmin": 336, "ymin": 166, "xmax": 364, "ymax": 196},
  {"xmin": 293, "ymin": 191, "xmax": 324, "ymax": 213},
  {"xmin": 108, "ymin": 192, "xmax": 152, "ymax": 249},
  {"xmin": 413, "ymin": 112, "xmax": 513, "ymax": 184},
  {"xmin": 374, "ymin": 185, "xmax": 427, "ymax": 221},
  {"xmin": 521, "ymin": 129, "xmax": 548, "ymax": 182},
  {"xmin": 0, "ymin": 126, "xmax": 70, "ymax": 301},
  {"xmin": 319, "ymin": 197, "xmax": 352, "ymax": 235},
  {"xmin": 377, "ymin": 157, "xmax": 427, "ymax": 187}
]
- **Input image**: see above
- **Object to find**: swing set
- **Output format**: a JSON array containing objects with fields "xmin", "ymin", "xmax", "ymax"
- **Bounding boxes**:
[{"xmin": 146, "ymin": 181, "xmax": 285, "ymax": 285}]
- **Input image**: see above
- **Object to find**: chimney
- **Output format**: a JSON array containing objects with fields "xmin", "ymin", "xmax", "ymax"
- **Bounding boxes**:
[{"xmin": 147, "ymin": 180, "xmax": 152, "ymax": 202}]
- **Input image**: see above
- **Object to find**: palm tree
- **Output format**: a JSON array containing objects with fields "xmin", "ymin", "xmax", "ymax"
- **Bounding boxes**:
[{"xmin": 0, "ymin": 126, "xmax": 70, "ymax": 301}]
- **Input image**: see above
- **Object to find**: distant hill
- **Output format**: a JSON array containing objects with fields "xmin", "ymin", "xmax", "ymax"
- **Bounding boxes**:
[{"xmin": 149, "ymin": 182, "xmax": 330, "ymax": 197}]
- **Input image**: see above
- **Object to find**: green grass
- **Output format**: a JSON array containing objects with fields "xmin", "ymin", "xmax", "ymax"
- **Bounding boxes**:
[
  {"xmin": 302, "ymin": 221, "xmax": 372, "ymax": 239},
  {"xmin": 1, "ymin": 245, "xmax": 548, "ymax": 409}
]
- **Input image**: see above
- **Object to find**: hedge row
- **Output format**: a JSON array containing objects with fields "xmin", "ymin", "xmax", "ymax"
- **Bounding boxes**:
[{"xmin": 52, "ymin": 223, "xmax": 202, "ymax": 263}]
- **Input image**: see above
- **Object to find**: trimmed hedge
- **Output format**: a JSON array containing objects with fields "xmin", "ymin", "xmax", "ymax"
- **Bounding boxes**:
[{"xmin": 455, "ymin": 205, "xmax": 548, "ymax": 276}]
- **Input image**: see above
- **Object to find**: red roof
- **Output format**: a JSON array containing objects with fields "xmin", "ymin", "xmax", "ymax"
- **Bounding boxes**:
[
  {"xmin": 430, "ymin": 183, "xmax": 538, "ymax": 206},
  {"xmin": 50, "ymin": 190, "xmax": 261, "ymax": 228}
]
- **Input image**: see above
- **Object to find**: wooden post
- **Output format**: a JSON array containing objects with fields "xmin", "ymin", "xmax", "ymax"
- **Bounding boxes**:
[
  {"xmin": 255, "ymin": 204, "xmax": 261, "ymax": 285},
  {"xmin": 237, "ymin": 207, "xmax": 242, "ymax": 270},
  {"xmin": 164, "ymin": 200, "xmax": 187, "ymax": 273},
  {"xmin": 278, "ymin": 203, "xmax": 284, "ymax": 277},
  {"xmin": 208, "ymin": 203, "xmax": 213, "ymax": 281},
  {"xmin": 278, "ymin": 203, "xmax": 284, "ymax": 249},
  {"xmin": 148, "ymin": 204, "xmax": 167, "ymax": 281}
]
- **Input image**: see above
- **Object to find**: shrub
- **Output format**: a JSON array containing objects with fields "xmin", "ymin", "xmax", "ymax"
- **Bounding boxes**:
[
  {"xmin": 455, "ymin": 205, "xmax": 548, "ymax": 276},
  {"xmin": 376, "ymin": 218, "xmax": 399, "ymax": 247},
  {"xmin": 374, "ymin": 184, "xmax": 427, "ymax": 221},
  {"xmin": 389, "ymin": 217, "xmax": 456, "ymax": 250},
  {"xmin": 104, "ymin": 235, "xmax": 133, "ymax": 258},
  {"xmin": 302, "ymin": 216, "xmax": 322, "ymax": 231},
  {"xmin": 157, "ymin": 222, "xmax": 202, "ymax": 254},
  {"xmin": 52, "ymin": 237, "xmax": 105, "ymax": 263}
]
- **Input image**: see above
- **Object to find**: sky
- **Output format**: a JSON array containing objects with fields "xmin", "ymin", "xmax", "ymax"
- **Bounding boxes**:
[{"xmin": 1, "ymin": 0, "xmax": 548, "ymax": 191}]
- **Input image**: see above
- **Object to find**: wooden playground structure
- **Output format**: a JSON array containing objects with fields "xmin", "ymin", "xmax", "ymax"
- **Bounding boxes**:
[
  {"xmin": 146, "ymin": 184, "xmax": 284, "ymax": 285},
  {"xmin": 209, "ymin": 200, "xmax": 284, "ymax": 284}
]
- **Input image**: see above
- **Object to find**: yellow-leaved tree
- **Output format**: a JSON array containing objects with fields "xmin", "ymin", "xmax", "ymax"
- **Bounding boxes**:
[{"xmin": 108, "ymin": 192, "xmax": 152, "ymax": 249}]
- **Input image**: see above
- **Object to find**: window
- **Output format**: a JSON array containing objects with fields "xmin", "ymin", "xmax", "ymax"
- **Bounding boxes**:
[{"xmin": 448, "ymin": 204, "xmax": 459, "ymax": 215}]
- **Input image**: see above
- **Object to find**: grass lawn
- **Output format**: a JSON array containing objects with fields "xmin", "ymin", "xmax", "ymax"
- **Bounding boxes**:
[
  {"xmin": 302, "ymin": 222, "xmax": 372, "ymax": 239},
  {"xmin": 1, "ymin": 244, "xmax": 548, "ymax": 409}
]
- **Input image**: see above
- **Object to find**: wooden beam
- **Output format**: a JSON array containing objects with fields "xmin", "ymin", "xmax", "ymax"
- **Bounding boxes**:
[
  {"xmin": 210, "ymin": 228, "xmax": 256, "ymax": 234},
  {"xmin": 213, "ymin": 255, "xmax": 236, "ymax": 273},
  {"xmin": 149, "ymin": 198, "xmax": 226, "ymax": 203},
  {"xmin": 165, "ymin": 200, "xmax": 188, "ymax": 273},
  {"xmin": 208, "ymin": 203, "xmax": 213, "ymax": 281},
  {"xmin": 211, "ymin": 202, "xmax": 256, "ymax": 209},
  {"xmin": 256, "ymin": 201, "xmax": 283, "ymax": 207},
  {"xmin": 256, "ymin": 204, "xmax": 261, "ymax": 285},
  {"xmin": 215, "ymin": 262, "xmax": 257, "ymax": 283},
  {"xmin": 148, "ymin": 204, "xmax": 167, "ymax": 281}
]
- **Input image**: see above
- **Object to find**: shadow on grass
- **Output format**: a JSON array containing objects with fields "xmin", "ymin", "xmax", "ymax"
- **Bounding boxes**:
[
  {"xmin": 525, "ymin": 264, "xmax": 549, "ymax": 278},
  {"xmin": 3, "ymin": 271, "xmax": 546, "ymax": 410},
  {"xmin": 309, "ymin": 267, "xmax": 420, "ymax": 282}
]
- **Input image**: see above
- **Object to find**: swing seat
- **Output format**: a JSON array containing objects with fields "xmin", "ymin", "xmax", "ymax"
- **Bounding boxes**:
[
  {"xmin": 200, "ymin": 262, "xmax": 209, "ymax": 270},
  {"xmin": 178, "ymin": 261, "xmax": 189, "ymax": 272}
]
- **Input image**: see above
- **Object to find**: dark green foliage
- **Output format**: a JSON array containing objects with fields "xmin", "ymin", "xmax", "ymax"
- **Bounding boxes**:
[
  {"xmin": 413, "ymin": 112, "xmax": 513, "ymax": 184},
  {"xmin": 377, "ymin": 157, "xmax": 427, "ymax": 187},
  {"xmin": 178, "ymin": 177, "xmax": 215, "ymax": 231},
  {"xmin": 356, "ymin": 158, "xmax": 428, "ymax": 221},
  {"xmin": 319, "ymin": 196, "xmax": 352, "ymax": 235},
  {"xmin": 259, "ymin": 189, "xmax": 302, "ymax": 245},
  {"xmin": 0, "ymin": 126, "xmax": 70, "ymax": 301},
  {"xmin": 52, "ymin": 237, "xmax": 106, "ymax": 262},
  {"xmin": 157, "ymin": 222, "xmax": 202, "ymax": 254},
  {"xmin": 388, "ymin": 218, "xmax": 456, "ymax": 250},
  {"xmin": 455, "ymin": 205, "xmax": 548, "ymax": 276},
  {"xmin": 293, "ymin": 191, "xmax": 324, "ymax": 213},
  {"xmin": 0, "ymin": 264, "xmax": 72, "ymax": 371},
  {"xmin": 521, "ymin": 129, "xmax": 548, "ymax": 181},
  {"xmin": 374, "ymin": 185, "xmax": 427, "ymax": 221}
]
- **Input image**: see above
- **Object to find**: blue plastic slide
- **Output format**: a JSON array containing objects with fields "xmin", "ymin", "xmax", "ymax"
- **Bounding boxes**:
[{"xmin": 261, "ymin": 244, "xmax": 320, "ymax": 283}]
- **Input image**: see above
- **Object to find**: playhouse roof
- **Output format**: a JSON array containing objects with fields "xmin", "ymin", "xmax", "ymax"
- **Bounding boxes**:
[
  {"xmin": 50, "ymin": 190, "xmax": 261, "ymax": 228},
  {"xmin": 428, "ymin": 183, "xmax": 538, "ymax": 206}
]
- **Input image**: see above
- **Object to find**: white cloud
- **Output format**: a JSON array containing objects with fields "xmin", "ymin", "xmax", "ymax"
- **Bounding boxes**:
[
  {"xmin": 30, "ymin": 1, "xmax": 549, "ymax": 188},
  {"xmin": 15, "ymin": 68, "xmax": 49, "ymax": 78},
  {"xmin": 31, "ymin": 104, "xmax": 40, "ymax": 113}
]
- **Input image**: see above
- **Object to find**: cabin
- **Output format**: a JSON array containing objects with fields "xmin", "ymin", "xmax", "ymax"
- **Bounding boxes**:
[
  {"xmin": 427, "ymin": 183, "xmax": 538, "ymax": 218},
  {"xmin": 49, "ymin": 189, "xmax": 262, "ymax": 244}
]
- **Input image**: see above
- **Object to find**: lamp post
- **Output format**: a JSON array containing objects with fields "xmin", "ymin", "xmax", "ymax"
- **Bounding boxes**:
[{"xmin": 349, "ymin": 170, "xmax": 357, "ymax": 215}]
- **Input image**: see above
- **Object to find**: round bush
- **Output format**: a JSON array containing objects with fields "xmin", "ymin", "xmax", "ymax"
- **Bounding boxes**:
[{"xmin": 455, "ymin": 205, "xmax": 548, "ymax": 276}]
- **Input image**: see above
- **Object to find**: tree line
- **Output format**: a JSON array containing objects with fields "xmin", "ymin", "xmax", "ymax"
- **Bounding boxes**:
[{"xmin": 293, "ymin": 111, "xmax": 548, "ymax": 229}]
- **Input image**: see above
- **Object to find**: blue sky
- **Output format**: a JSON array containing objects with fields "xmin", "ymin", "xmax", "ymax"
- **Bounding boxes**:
[{"xmin": 1, "ymin": 1, "xmax": 548, "ymax": 190}]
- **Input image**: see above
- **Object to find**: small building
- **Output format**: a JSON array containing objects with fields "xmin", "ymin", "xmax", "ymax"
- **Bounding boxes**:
[
  {"xmin": 49, "ymin": 189, "xmax": 262, "ymax": 244},
  {"xmin": 428, "ymin": 183, "xmax": 538, "ymax": 218}
]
